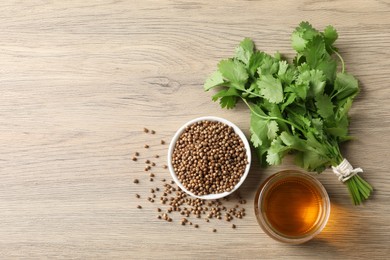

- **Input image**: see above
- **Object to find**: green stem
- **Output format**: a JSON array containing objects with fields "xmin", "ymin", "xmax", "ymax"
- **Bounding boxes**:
[
  {"xmin": 330, "ymin": 47, "xmax": 345, "ymax": 74},
  {"xmin": 241, "ymin": 98, "xmax": 306, "ymax": 133}
]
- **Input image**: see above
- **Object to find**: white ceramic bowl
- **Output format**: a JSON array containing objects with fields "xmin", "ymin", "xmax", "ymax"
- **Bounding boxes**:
[{"xmin": 167, "ymin": 116, "xmax": 251, "ymax": 200}]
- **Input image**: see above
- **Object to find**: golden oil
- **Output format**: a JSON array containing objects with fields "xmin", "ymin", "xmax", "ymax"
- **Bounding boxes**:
[{"xmin": 254, "ymin": 170, "xmax": 330, "ymax": 244}]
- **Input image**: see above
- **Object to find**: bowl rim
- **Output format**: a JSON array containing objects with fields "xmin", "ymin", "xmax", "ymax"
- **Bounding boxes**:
[{"xmin": 167, "ymin": 116, "xmax": 251, "ymax": 200}]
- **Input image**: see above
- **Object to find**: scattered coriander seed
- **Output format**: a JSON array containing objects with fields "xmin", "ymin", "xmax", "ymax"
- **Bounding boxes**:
[
  {"xmin": 135, "ymin": 152, "xmax": 140, "ymax": 156},
  {"xmin": 144, "ymin": 167, "xmax": 149, "ymax": 172},
  {"xmin": 150, "ymin": 173, "xmax": 155, "ymax": 178},
  {"xmin": 163, "ymin": 165, "xmax": 168, "ymax": 169},
  {"xmin": 150, "ymin": 178, "xmax": 154, "ymax": 182},
  {"xmin": 232, "ymin": 224, "xmax": 236, "ymax": 229},
  {"xmin": 147, "ymin": 166, "xmax": 151, "ymax": 170},
  {"xmin": 189, "ymin": 222, "xmax": 193, "ymax": 225},
  {"xmin": 151, "ymin": 130, "xmax": 156, "ymax": 134},
  {"xmin": 162, "ymin": 178, "xmax": 166, "ymax": 182},
  {"xmin": 136, "ymin": 194, "xmax": 140, "ymax": 198},
  {"xmin": 143, "ymin": 128, "xmax": 149, "ymax": 133},
  {"xmin": 132, "ymin": 157, "xmax": 137, "ymax": 161},
  {"xmin": 133, "ymin": 179, "xmax": 139, "ymax": 184},
  {"xmin": 213, "ymin": 228, "xmax": 217, "ymax": 232},
  {"xmin": 155, "ymin": 155, "xmax": 159, "ymax": 158},
  {"xmin": 194, "ymin": 224, "xmax": 199, "ymax": 228},
  {"xmin": 150, "ymin": 189, "xmax": 155, "ymax": 193},
  {"xmin": 161, "ymin": 140, "xmax": 165, "ymax": 145},
  {"xmin": 151, "ymin": 162, "xmax": 156, "ymax": 166},
  {"xmin": 168, "ymin": 218, "xmax": 172, "ymax": 222},
  {"xmin": 158, "ymin": 215, "xmax": 161, "ymax": 219},
  {"xmin": 145, "ymin": 160, "xmax": 150, "ymax": 164},
  {"xmin": 144, "ymin": 144, "xmax": 149, "ymax": 149},
  {"xmin": 157, "ymin": 208, "xmax": 161, "ymax": 212},
  {"xmin": 156, "ymin": 188, "xmax": 160, "ymax": 191},
  {"xmin": 137, "ymin": 205, "xmax": 142, "ymax": 209},
  {"xmin": 170, "ymin": 180, "xmax": 174, "ymax": 184}
]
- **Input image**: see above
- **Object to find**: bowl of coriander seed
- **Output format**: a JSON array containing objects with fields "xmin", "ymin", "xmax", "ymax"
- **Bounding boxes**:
[{"xmin": 167, "ymin": 116, "xmax": 251, "ymax": 199}]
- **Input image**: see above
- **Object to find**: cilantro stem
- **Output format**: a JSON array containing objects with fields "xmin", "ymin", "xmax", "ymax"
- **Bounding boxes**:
[
  {"xmin": 331, "ymin": 47, "xmax": 345, "ymax": 74},
  {"xmin": 241, "ymin": 98, "xmax": 306, "ymax": 133}
]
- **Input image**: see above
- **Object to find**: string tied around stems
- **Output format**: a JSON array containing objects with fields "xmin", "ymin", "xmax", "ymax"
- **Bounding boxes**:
[{"xmin": 332, "ymin": 158, "xmax": 363, "ymax": 182}]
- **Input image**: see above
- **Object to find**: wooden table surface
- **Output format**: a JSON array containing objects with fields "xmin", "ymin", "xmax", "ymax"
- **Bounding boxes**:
[{"xmin": 1, "ymin": 1, "xmax": 389, "ymax": 259}]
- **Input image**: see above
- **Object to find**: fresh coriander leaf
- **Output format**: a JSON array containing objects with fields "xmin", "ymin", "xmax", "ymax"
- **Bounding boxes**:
[
  {"xmin": 291, "ymin": 21, "xmax": 319, "ymax": 52},
  {"xmin": 323, "ymin": 25, "xmax": 338, "ymax": 50},
  {"xmin": 219, "ymin": 96, "xmax": 238, "ymax": 109},
  {"xmin": 334, "ymin": 73, "xmax": 359, "ymax": 100},
  {"xmin": 266, "ymin": 138, "xmax": 287, "ymax": 165},
  {"xmin": 257, "ymin": 55, "xmax": 279, "ymax": 76},
  {"xmin": 204, "ymin": 70, "xmax": 225, "ymax": 91},
  {"xmin": 315, "ymin": 94, "xmax": 334, "ymax": 118},
  {"xmin": 280, "ymin": 131, "xmax": 306, "ymax": 151},
  {"xmin": 218, "ymin": 59, "xmax": 248, "ymax": 89},
  {"xmin": 309, "ymin": 70, "xmax": 326, "ymax": 96},
  {"xmin": 248, "ymin": 51, "xmax": 265, "ymax": 76},
  {"xmin": 267, "ymin": 120, "xmax": 279, "ymax": 140},
  {"xmin": 304, "ymin": 36, "xmax": 327, "ymax": 68},
  {"xmin": 257, "ymin": 75, "xmax": 283, "ymax": 103},
  {"xmin": 278, "ymin": 60, "xmax": 289, "ymax": 76},
  {"xmin": 291, "ymin": 33, "xmax": 307, "ymax": 52},
  {"xmin": 281, "ymin": 93, "xmax": 297, "ymax": 111},
  {"xmin": 211, "ymin": 87, "xmax": 239, "ymax": 109},
  {"xmin": 235, "ymin": 38, "xmax": 254, "ymax": 65}
]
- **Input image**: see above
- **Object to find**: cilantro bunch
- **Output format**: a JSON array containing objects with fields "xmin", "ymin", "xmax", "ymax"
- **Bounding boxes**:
[{"xmin": 204, "ymin": 22, "xmax": 372, "ymax": 205}]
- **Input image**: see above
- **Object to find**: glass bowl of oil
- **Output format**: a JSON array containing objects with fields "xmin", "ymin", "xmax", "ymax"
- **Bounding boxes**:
[{"xmin": 254, "ymin": 170, "xmax": 330, "ymax": 244}]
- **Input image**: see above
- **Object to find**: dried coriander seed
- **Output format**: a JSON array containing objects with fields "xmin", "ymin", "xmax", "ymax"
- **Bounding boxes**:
[
  {"xmin": 161, "ymin": 140, "xmax": 165, "ymax": 145},
  {"xmin": 171, "ymin": 120, "xmax": 248, "ymax": 196},
  {"xmin": 155, "ymin": 155, "xmax": 159, "ymax": 158},
  {"xmin": 137, "ymin": 205, "xmax": 142, "ymax": 209},
  {"xmin": 132, "ymin": 157, "xmax": 137, "ymax": 161},
  {"xmin": 232, "ymin": 224, "xmax": 236, "ymax": 229},
  {"xmin": 135, "ymin": 152, "xmax": 140, "ymax": 156},
  {"xmin": 151, "ymin": 130, "xmax": 156, "ymax": 134},
  {"xmin": 136, "ymin": 194, "xmax": 140, "ymax": 198},
  {"xmin": 213, "ymin": 228, "xmax": 217, "ymax": 232},
  {"xmin": 144, "ymin": 144, "xmax": 149, "ymax": 149},
  {"xmin": 133, "ymin": 179, "xmax": 139, "ymax": 184},
  {"xmin": 143, "ymin": 128, "xmax": 149, "ymax": 133}
]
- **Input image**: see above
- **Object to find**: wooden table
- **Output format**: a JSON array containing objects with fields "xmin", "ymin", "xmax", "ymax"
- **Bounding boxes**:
[{"xmin": 1, "ymin": 1, "xmax": 389, "ymax": 259}]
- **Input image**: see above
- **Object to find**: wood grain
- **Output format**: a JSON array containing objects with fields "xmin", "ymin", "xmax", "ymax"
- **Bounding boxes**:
[{"xmin": 0, "ymin": 0, "xmax": 389, "ymax": 259}]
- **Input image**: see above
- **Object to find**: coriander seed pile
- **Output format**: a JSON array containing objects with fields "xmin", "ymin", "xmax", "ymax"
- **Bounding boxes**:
[
  {"xmin": 172, "ymin": 121, "xmax": 248, "ymax": 196},
  {"xmin": 132, "ymin": 126, "xmax": 248, "ymax": 232}
]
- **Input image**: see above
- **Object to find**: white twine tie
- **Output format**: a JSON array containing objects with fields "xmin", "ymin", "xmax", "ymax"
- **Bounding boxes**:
[{"xmin": 332, "ymin": 158, "xmax": 363, "ymax": 182}]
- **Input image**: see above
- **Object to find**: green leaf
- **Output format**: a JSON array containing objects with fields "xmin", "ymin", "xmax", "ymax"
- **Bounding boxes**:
[
  {"xmin": 266, "ymin": 138, "xmax": 287, "ymax": 165},
  {"xmin": 218, "ymin": 59, "xmax": 248, "ymax": 89},
  {"xmin": 267, "ymin": 120, "xmax": 279, "ymax": 140},
  {"xmin": 278, "ymin": 60, "xmax": 289, "ymax": 76},
  {"xmin": 204, "ymin": 70, "xmax": 225, "ymax": 91},
  {"xmin": 248, "ymin": 51, "xmax": 265, "ymax": 76},
  {"xmin": 334, "ymin": 73, "xmax": 359, "ymax": 100},
  {"xmin": 212, "ymin": 87, "xmax": 239, "ymax": 109},
  {"xmin": 281, "ymin": 93, "xmax": 296, "ymax": 112},
  {"xmin": 257, "ymin": 75, "xmax": 283, "ymax": 103},
  {"xmin": 291, "ymin": 21, "xmax": 320, "ymax": 52},
  {"xmin": 280, "ymin": 131, "xmax": 306, "ymax": 151},
  {"xmin": 235, "ymin": 38, "xmax": 254, "ymax": 65},
  {"xmin": 323, "ymin": 25, "xmax": 338, "ymax": 50},
  {"xmin": 257, "ymin": 55, "xmax": 279, "ymax": 76},
  {"xmin": 315, "ymin": 94, "xmax": 334, "ymax": 118},
  {"xmin": 219, "ymin": 96, "xmax": 238, "ymax": 109}
]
